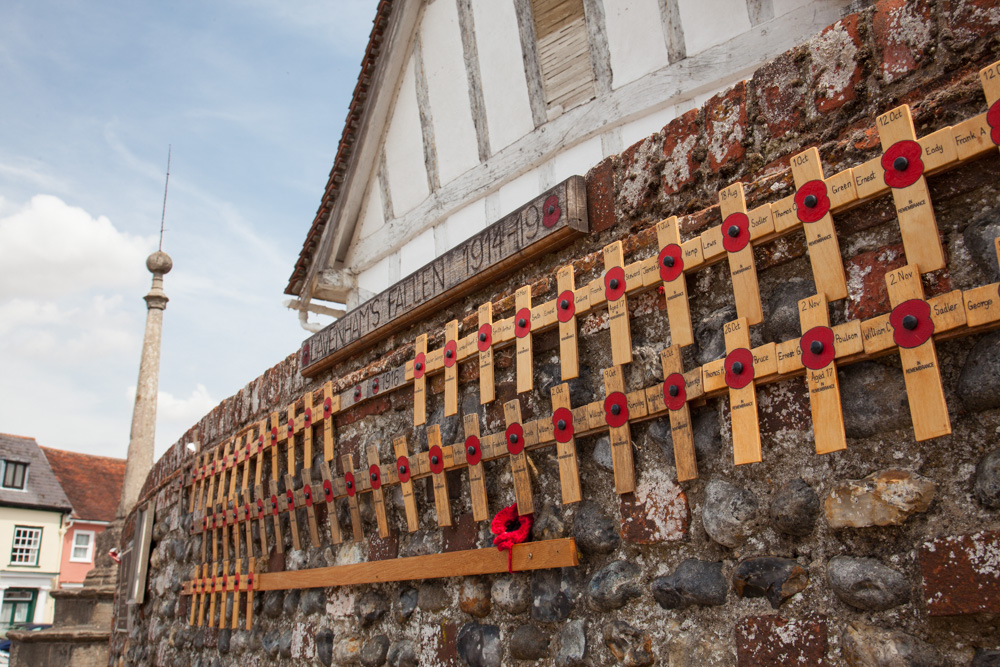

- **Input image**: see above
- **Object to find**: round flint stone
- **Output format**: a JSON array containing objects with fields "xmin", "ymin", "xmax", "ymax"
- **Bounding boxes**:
[
  {"xmin": 974, "ymin": 448, "xmax": 1000, "ymax": 509},
  {"xmin": 957, "ymin": 331, "xmax": 1000, "ymax": 413},
  {"xmin": 572, "ymin": 501, "xmax": 620, "ymax": 555},
  {"xmin": 651, "ymin": 559, "xmax": 727, "ymax": 609},
  {"xmin": 588, "ymin": 560, "xmax": 642, "ymax": 611},
  {"xmin": 510, "ymin": 624, "xmax": 551, "ymax": 661},
  {"xmin": 827, "ymin": 556, "xmax": 910, "ymax": 611},
  {"xmin": 769, "ymin": 478, "xmax": 820, "ymax": 537},
  {"xmin": 703, "ymin": 479, "xmax": 758, "ymax": 548}
]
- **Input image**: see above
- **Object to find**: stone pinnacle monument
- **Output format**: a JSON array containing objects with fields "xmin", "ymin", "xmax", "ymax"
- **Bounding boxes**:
[{"xmin": 117, "ymin": 250, "xmax": 172, "ymax": 518}]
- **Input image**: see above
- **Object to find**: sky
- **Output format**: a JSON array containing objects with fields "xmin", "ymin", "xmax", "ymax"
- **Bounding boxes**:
[{"xmin": 0, "ymin": 0, "xmax": 378, "ymax": 459}]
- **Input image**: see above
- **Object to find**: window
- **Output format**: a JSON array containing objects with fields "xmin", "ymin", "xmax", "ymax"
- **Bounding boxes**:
[
  {"xmin": 531, "ymin": 0, "xmax": 596, "ymax": 113},
  {"xmin": 2, "ymin": 461, "xmax": 28, "ymax": 490},
  {"xmin": 70, "ymin": 530, "xmax": 95, "ymax": 563},
  {"xmin": 0, "ymin": 589, "xmax": 36, "ymax": 627},
  {"xmin": 10, "ymin": 526, "xmax": 41, "ymax": 566}
]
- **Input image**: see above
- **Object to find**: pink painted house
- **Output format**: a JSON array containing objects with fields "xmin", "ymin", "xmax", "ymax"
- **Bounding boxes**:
[{"xmin": 41, "ymin": 448, "xmax": 124, "ymax": 587}]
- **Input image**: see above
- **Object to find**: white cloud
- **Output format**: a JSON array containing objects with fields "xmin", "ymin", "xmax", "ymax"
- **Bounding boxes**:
[
  {"xmin": 127, "ymin": 383, "xmax": 219, "ymax": 451},
  {"xmin": 0, "ymin": 195, "xmax": 155, "ymax": 299}
]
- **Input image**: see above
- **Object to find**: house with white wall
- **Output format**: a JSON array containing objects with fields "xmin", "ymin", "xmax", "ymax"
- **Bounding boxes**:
[
  {"xmin": 285, "ymin": 0, "xmax": 856, "ymax": 324},
  {"xmin": 0, "ymin": 434, "xmax": 72, "ymax": 631}
]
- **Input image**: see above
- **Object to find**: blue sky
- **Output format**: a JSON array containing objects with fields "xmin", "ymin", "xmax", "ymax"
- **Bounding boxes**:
[{"xmin": 0, "ymin": 0, "xmax": 378, "ymax": 458}]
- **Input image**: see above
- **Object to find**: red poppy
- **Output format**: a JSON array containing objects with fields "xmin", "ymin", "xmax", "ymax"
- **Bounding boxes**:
[
  {"xmin": 556, "ymin": 290, "xmax": 576, "ymax": 322},
  {"xmin": 722, "ymin": 212, "xmax": 750, "ymax": 253},
  {"xmin": 286, "ymin": 489, "xmax": 295, "ymax": 509},
  {"xmin": 881, "ymin": 140, "xmax": 923, "ymax": 189},
  {"xmin": 515, "ymin": 308, "xmax": 532, "ymax": 338},
  {"xmin": 800, "ymin": 326, "xmax": 836, "ymax": 370},
  {"xmin": 794, "ymin": 180, "xmax": 830, "ymax": 224},
  {"xmin": 889, "ymin": 299, "xmax": 933, "ymax": 348},
  {"xmin": 658, "ymin": 244, "xmax": 684, "ymax": 282},
  {"xmin": 505, "ymin": 423, "xmax": 524, "ymax": 455},
  {"xmin": 477, "ymin": 323, "xmax": 492, "ymax": 351},
  {"xmin": 322, "ymin": 479, "xmax": 334, "ymax": 502},
  {"xmin": 604, "ymin": 392, "xmax": 629, "ymax": 428},
  {"xmin": 724, "ymin": 348, "xmax": 755, "ymax": 389},
  {"xmin": 604, "ymin": 266, "xmax": 626, "ymax": 301},
  {"xmin": 344, "ymin": 472, "xmax": 356, "ymax": 497},
  {"xmin": 988, "ymin": 100, "xmax": 1000, "ymax": 147},
  {"xmin": 443, "ymin": 339, "xmax": 458, "ymax": 368},
  {"xmin": 323, "ymin": 397, "xmax": 332, "ymax": 417},
  {"xmin": 396, "ymin": 456, "xmax": 411, "ymax": 483},
  {"xmin": 465, "ymin": 436, "xmax": 482, "ymax": 465},
  {"xmin": 413, "ymin": 352, "xmax": 426, "ymax": 379},
  {"xmin": 552, "ymin": 408, "xmax": 574, "ymax": 443},
  {"xmin": 368, "ymin": 464, "xmax": 381, "ymax": 490},
  {"xmin": 491, "ymin": 503, "xmax": 534, "ymax": 572},
  {"xmin": 301, "ymin": 343, "xmax": 311, "ymax": 367},
  {"xmin": 428, "ymin": 445, "xmax": 445, "ymax": 474},
  {"xmin": 663, "ymin": 373, "xmax": 687, "ymax": 411},
  {"xmin": 542, "ymin": 195, "xmax": 561, "ymax": 228}
]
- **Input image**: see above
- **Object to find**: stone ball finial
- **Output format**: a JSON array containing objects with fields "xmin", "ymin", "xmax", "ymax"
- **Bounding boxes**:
[{"xmin": 146, "ymin": 251, "xmax": 173, "ymax": 275}]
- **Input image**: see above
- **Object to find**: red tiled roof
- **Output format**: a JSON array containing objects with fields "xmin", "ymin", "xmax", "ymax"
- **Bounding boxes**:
[
  {"xmin": 284, "ymin": 0, "xmax": 394, "ymax": 297},
  {"xmin": 41, "ymin": 447, "xmax": 125, "ymax": 523}
]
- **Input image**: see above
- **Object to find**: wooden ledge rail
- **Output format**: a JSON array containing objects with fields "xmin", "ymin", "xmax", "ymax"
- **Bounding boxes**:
[{"xmin": 184, "ymin": 538, "xmax": 578, "ymax": 594}]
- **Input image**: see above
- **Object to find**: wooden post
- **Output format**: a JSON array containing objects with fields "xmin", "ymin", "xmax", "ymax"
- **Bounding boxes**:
[
  {"xmin": 392, "ymin": 436, "xmax": 420, "ymax": 532},
  {"xmin": 341, "ymin": 453, "xmax": 365, "ymax": 541},
  {"xmin": 798, "ymin": 294, "xmax": 847, "ymax": 455},
  {"xmin": 876, "ymin": 105, "xmax": 946, "ymax": 272},
  {"xmin": 426, "ymin": 425, "xmax": 453, "ymax": 527},
  {"xmin": 515, "ymin": 285, "xmax": 535, "ymax": 393},
  {"xmin": 366, "ymin": 445, "xmax": 390, "ymax": 538},
  {"xmin": 301, "ymin": 393, "xmax": 321, "ymax": 548},
  {"xmin": 477, "ymin": 302, "xmax": 495, "ymax": 404},
  {"xmin": 283, "ymin": 404, "xmax": 302, "ymax": 551},
  {"xmin": 321, "ymin": 383, "xmax": 343, "ymax": 544},
  {"xmin": 503, "ymin": 400, "xmax": 535, "ymax": 515},
  {"xmin": 659, "ymin": 345, "xmax": 699, "ymax": 481},
  {"xmin": 602, "ymin": 366, "xmax": 636, "ymax": 494},
  {"xmin": 550, "ymin": 383, "xmax": 582, "ymax": 504},
  {"xmin": 723, "ymin": 318, "xmax": 762, "ymax": 465},
  {"xmin": 444, "ymin": 320, "xmax": 459, "ymax": 416},
  {"xmin": 462, "ymin": 414, "xmax": 490, "ymax": 522},
  {"xmin": 268, "ymin": 412, "xmax": 284, "ymax": 554},
  {"xmin": 719, "ymin": 183, "xmax": 763, "ymax": 325},
  {"xmin": 603, "ymin": 241, "xmax": 633, "ymax": 366},
  {"xmin": 789, "ymin": 148, "xmax": 849, "ymax": 301},
  {"xmin": 885, "ymin": 264, "xmax": 951, "ymax": 440},
  {"xmin": 655, "ymin": 217, "xmax": 695, "ymax": 347},
  {"xmin": 556, "ymin": 265, "xmax": 581, "ymax": 379},
  {"xmin": 413, "ymin": 334, "xmax": 428, "ymax": 426}
]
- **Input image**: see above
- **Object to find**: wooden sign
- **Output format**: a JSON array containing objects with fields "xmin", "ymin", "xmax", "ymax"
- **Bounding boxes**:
[
  {"xmin": 602, "ymin": 366, "xmax": 636, "ymax": 494},
  {"xmin": 550, "ymin": 383, "xmax": 582, "ymax": 504},
  {"xmin": 426, "ymin": 425, "xmax": 453, "ymax": 527},
  {"xmin": 719, "ymin": 183, "xmax": 764, "ymax": 325},
  {"xmin": 604, "ymin": 242, "xmax": 634, "ymax": 366},
  {"xmin": 798, "ymin": 294, "xmax": 847, "ymax": 455},
  {"xmin": 659, "ymin": 345, "xmax": 698, "ymax": 481},
  {"xmin": 723, "ymin": 318, "xmax": 762, "ymax": 465},
  {"xmin": 556, "ymin": 265, "xmax": 580, "ymax": 380},
  {"xmin": 515, "ymin": 285, "xmax": 535, "ymax": 393},
  {"xmin": 885, "ymin": 264, "xmax": 951, "ymax": 440},
  {"xmin": 477, "ymin": 302, "xmax": 495, "ymax": 404},
  {"xmin": 503, "ymin": 400, "xmax": 535, "ymax": 515},
  {"xmin": 656, "ymin": 217, "xmax": 695, "ymax": 347},
  {"xmin": 462, "ymin": 414, "xmax": 490, "ymax": 521},
  {"xmin": 789, "ymin": 148, "xmax": 849, "ymax": 301},
  {"xmin": 876, "ymin": 105, "xmax": 946, "ymax": 272},
  {"xmin": 301, "ymin": 177, "xmax": 589, "ymax": 376},
  {"xmin": 392, "ymin": 436, "xmax": 420, "ymax": 532}
]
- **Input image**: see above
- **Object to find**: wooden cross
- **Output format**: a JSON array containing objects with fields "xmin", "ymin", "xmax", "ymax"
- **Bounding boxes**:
[
  {"xmin": 477, "ymin": 302, "xmax": 495, "ymax": 404},
  {"xmin": 222, "ymin": 435, "xmax": 240, "ymax": 629},
  {"xmin": 392, "ymin": 436, "xmax": 420, "ymax": 532},
  {"xmin": 655, "ymin": 217, "xmax": 695, "ymax": 347},
  {"xmin": 885, "ymin": 264, "xmax": 951, "ymax": 441},
  {"xmin": 283, "ymin": 404, "xmax": 302, "ymax": 551},
  {"xmin": 190, "ymin": 450, "xmax": 212, "ymax": 625},
  {"xmin": 234, "ymin": 428, "xmax": 254, "ymax": 629},
  {"xmin": 603, "ymin": 241, "xmax": 633, "ymax": 366},
  {"xmin": 556, "ymin": 265, "xmax": 581, "ymax": 380},
  {"xmin": 550, "ymin": 383, "xmax": 582, "ymax": 504},
  {"xmin": 876, "ymin": 105, "xmax": 946, "ymax": 272},
  {"xmin": 319, "ymin": 381, "xmax": 344, "ymax": 544},
  {"xmin": 444, "ymin": 319, "xmax": 459, "ymax": 416},
  {"xmin": 789, "ymin": 148, "xmax": 849, "ymax": 301},
  {"xmin": 798, "ymin": 293, "xmax": 847, "ymax": 455},
  {"xmin": 300, "ymin": 394, "xmax": 321, "ymax": 547},
  {"xmin": 719, "ymin": 183, "xmax": 763, "ymax": 325},
  {"xmin": 426, "ymin": 425, "xmax": 453, "ymax": 526},
  {"xmin": 515, "ymin": 285, "xmax": 535, "ymax": 393},
  {"xmin": 723, "ymin": 317, "xmax": 762, "ymax": 465},
  {"xmin": 340, "ymin": 452, "xmax": 365, "ymax": 541},
  {"xmin": 208, "ymin": 439, "xmax": 230, "ymax": 626},
  {"xmin": 412, "ymin": 333, "xmax": 428, "ymax": 426},
  {"xmin": 503, "ymin": 399, "xmax": 535, "ymax": 515},
  {"xmin": 366, "ymin": 445, "xmax": 390, "ymax": 538},
  {"xmin": 267, "ymin": 412, "xmax": 285, "ymax": 553},
  {"xmin": 659, "ymin": 344, "xmax": 700, "ymax": 481},
  {"xmin": 462, "ymin": 414, "xmax": 490, "ymax": 522},
  {"xmin": 601, "ymin": 365, "xmax": 636, "ymax": 494},
  {"xmin": 252, "ymin": 422, "xmax": 269, "ymax": 557},
  {"xmin": 197, "ymin": 447, "xmax": 219, "ymax": 626}
]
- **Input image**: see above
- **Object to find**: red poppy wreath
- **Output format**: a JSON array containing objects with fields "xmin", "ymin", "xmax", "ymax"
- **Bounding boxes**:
[{"xmin": 491, "ymin": 503, "xmax": 533, "ymax": 573}]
